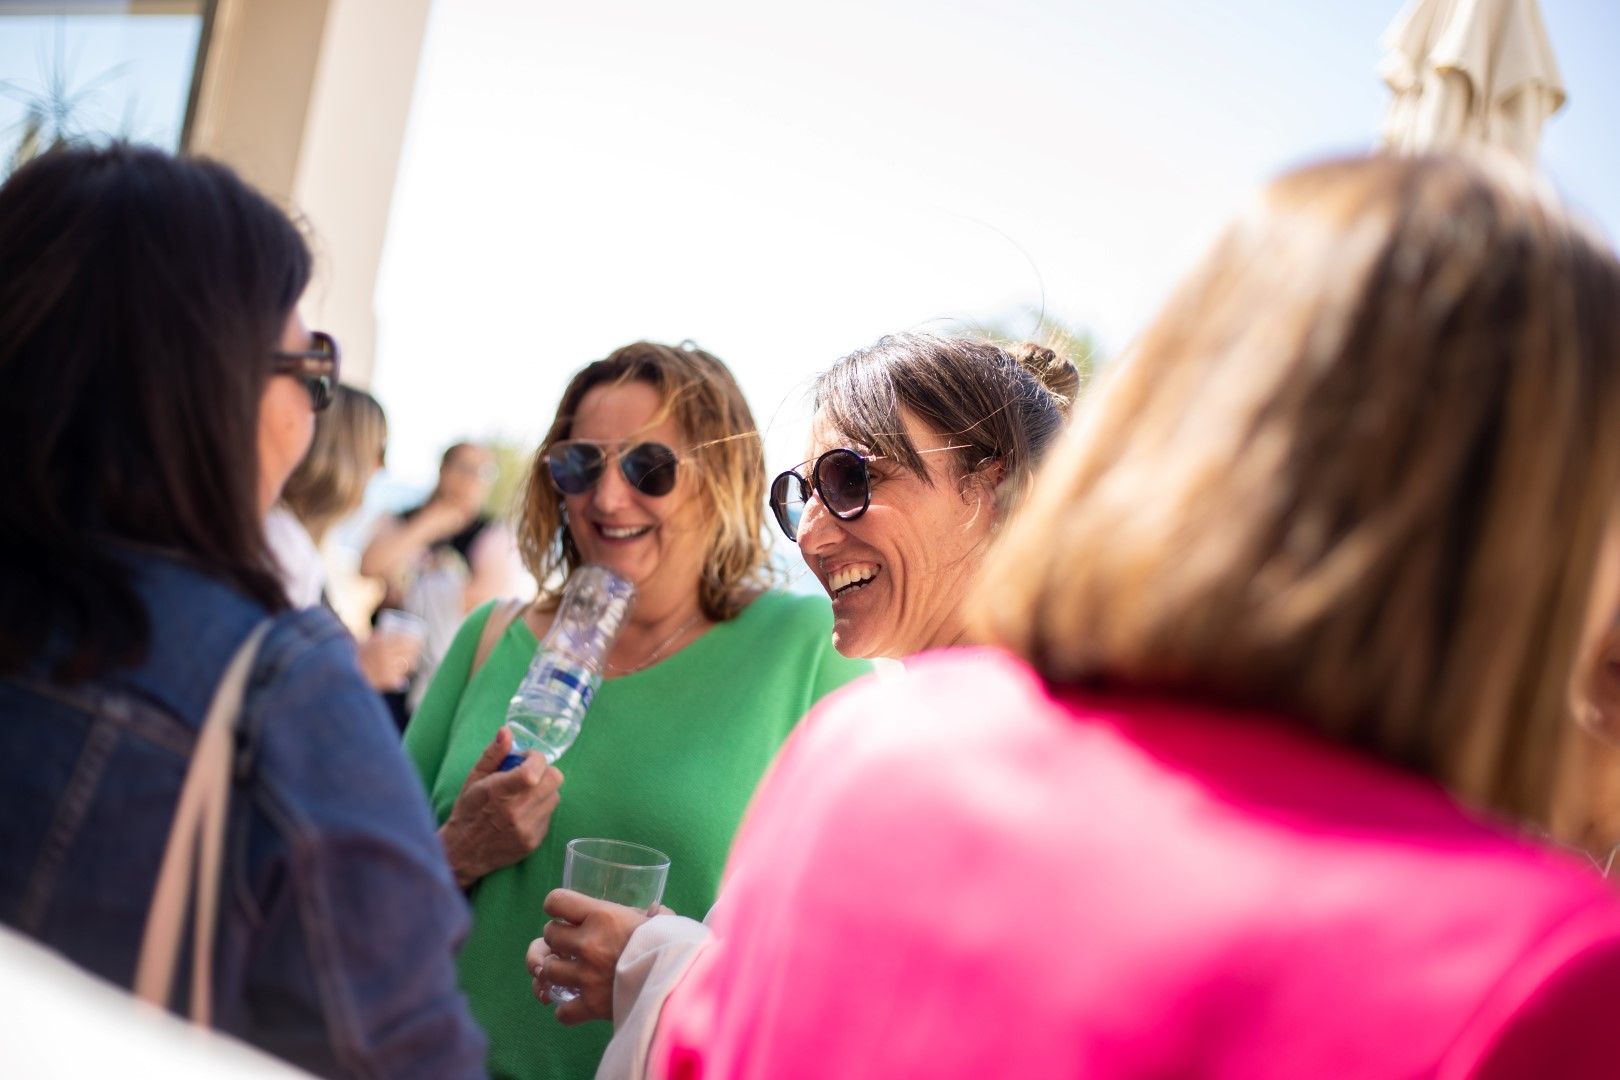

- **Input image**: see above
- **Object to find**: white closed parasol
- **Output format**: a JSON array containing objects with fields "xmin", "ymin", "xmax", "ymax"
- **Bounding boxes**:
[{"xmin": 1379, "ymin": 0, "xmax": 1566, "ymax": 162}]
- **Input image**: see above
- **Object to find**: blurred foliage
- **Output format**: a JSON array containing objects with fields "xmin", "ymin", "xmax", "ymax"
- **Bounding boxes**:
[
  {"xmin": 484, "ymin": 438, "xmax": 536, "ymax": 522},
  {"xmin": 952, "ymin": 306, "xmax": 1108, "ymax": 411},
  {"xmin": 2, "ymin": 20, "xmax": 135, "ymax": 180},
  {"xmin": 968, "ymin": 306, "xmax": 1104, "ymax": 400}
]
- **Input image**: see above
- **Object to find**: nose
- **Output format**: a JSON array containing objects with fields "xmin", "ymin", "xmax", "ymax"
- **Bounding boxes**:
[
  {"xmin": 795, "ymin": 490, "xmax": 844, "ymax": 560},
  {"xmin": 589, "ymin": 453, "xmax": 635, "ymax": 513}
]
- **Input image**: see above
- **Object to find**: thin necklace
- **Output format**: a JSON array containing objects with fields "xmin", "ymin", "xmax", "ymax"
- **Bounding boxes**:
[{"xmin": 605, "ymin": 610, "xmax": 705, "ymax": 675}]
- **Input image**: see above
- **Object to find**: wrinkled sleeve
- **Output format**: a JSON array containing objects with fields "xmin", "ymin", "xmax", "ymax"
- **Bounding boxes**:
[
  {"xmin": 402, "ymin": 600, "xmax": 496, "ymax": 799},
  {"xmin": 245, "ymin": 620, "xmax": 487, "ymax": 1079},
  {"xmin": 597, "ymin": 913, "xmax": 716, "ymax": 1080},
  {"xmin": 649, "ymin": 681, "xmax": 876, "ymax": 1080},
  {"xmin": 601, "ymin": 604, "xmax": 868, "ymax": 1080}
]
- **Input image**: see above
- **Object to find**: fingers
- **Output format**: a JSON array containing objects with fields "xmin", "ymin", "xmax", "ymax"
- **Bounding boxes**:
[
  {"xmin": 525, "ymin": 936, "xmax": 551, "ymax": 975},
  {"xmin": 529, "ymin": 921, "xmax": 616, "ymax": 1025},
  {"xmin": 464, "ymin": 726, "xmax": 514, "ymax": 787},
  {"xmin": 541, "ymin": 916, "xmax": 587, "ymax": 958},
  {"xmin": 482, "ymin": 760, "xmax": 563, "ymax": 803},
  {"xmin": 544, "ymin": 887, "xmax": 613, "ymax": 924},
  {"xmin": 527, "ymin": 937, "xmax": 555, "ymax": 1004},
  {"xmin": 554, "ymin": 998, "xmax": 595, "ymax": 1026},
  {"xmin": 527, "ymin": 940, "xmax": 599, "ymax": 1021},
  {"xmin": 537, "ymin": 763, "xmax": 564, "ymax": 797},
  {"xmin": 540, "ymin": 954, "xmax": 609, "ymax": 1026},
  {"xmin": 541, "ymin": 951, "xmax": 589, "ymax": 990}
]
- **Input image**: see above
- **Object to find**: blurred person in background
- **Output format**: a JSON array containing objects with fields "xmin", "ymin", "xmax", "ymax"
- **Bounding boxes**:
[
  {"xmin": 526, "ymin": 333, "xmax": 1078, "ymax": 1078},
  {"xmin": 362, "ymin": 440, "xmax": 524, "ymax": 725},
  {"xmin": 269, "ymin": 383, "xmax": 423, "ymax": 697},
  {"xmin": 403, "ymin": 341, "xmax": 872, "ymax": 1080},
  {"xmin": 0, "ymin": 145, "xmax": 485, "ymax": 1078},
  {"xmin": 652, "ymin": 154, "xmax": 1620, "ymax": 1078}
]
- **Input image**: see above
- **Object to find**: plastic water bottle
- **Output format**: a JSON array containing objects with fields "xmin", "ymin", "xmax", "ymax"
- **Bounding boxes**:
[{"xmin": 499, "ymin": 565, "xmax": 635, "ymax": 770}]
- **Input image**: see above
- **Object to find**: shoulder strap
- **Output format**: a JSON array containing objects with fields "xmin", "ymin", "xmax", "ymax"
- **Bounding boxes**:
[
  {"xmin": 471, "ymin": 598, "xmax": 527, "ymax": 680},
  {"xmin": 135, "ymin": 619, "xmax": 272, "ymax": 1026}
]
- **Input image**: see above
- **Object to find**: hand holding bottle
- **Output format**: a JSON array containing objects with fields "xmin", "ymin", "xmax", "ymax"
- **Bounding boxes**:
[{"xmin": 439, "ymin": 726, "xmax": 564, "ymax": 889}]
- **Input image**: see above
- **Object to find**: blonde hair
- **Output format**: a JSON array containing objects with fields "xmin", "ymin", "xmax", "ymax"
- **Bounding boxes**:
[
  {"xmin": 517, "ymin": 341, "xmax": 774, "ymax": 620},
  {"xmin": 973, "ymin": 153, "xmax": 1620, "ymax": 830},
  {"xmin": 281, "ymin": 385, "xmax": 387, "ymax": 545}
]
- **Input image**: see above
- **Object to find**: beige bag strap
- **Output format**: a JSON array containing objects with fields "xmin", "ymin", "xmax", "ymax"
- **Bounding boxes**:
[
  {"xmin": 471, "ymin": 598, "xmax": 527, "ymax": 679},
  {"xmin": 135, "ymin": 620, "xmax": 272, "ymax": 1026}
]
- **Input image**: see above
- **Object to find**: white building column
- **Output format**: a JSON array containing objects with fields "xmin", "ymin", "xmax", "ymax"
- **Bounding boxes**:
[{"xmin": 188, "ymin": 0, "xmax": 434, "ymax": 386}]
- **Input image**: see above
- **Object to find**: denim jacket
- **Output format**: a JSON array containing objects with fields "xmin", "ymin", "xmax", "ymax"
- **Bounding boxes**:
[{"xmin": 0, "ymin": 547, "xmax": 487, "ymax": 1078}]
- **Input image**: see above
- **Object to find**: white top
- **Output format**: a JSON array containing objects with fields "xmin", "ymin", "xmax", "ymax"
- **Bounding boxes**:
[{"xmin": 264, "ymin": 505, "xmax": 326, "ymax": 609}]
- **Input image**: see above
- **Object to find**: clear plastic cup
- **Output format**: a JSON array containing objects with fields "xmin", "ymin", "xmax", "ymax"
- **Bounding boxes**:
[
  {"xmin": 548, "ymin": 838, "xmax": 669, "ymax": 1005},
  {"xmin": 374, "ymin": 608, "xmax": 427, "ymax": 643}
]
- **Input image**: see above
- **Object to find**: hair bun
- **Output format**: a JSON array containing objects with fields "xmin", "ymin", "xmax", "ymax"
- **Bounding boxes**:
[{"xmin": 1010, "ymin": 342, "xmax": 1081, "ymax": 416}]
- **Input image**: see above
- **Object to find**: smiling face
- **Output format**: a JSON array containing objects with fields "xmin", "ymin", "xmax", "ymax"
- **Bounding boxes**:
[
  {"xmin": 796, "ymin": 408, "xmax": 997, "ymax": 659},
  {"xmin": 562, "ymin": 380, "xmax": 709, "ymax": 614}
]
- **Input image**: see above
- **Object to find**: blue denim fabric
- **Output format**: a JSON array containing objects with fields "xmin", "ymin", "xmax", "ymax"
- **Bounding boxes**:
[{"xmin": 0, "ymin": 547, "xmax": 487, "ymax": 1078}]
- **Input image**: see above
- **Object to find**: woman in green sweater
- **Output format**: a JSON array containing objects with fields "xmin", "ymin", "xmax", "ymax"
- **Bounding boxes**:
[{"xmin": 403, "ymin": 341, "xmax": 871, "ymax": 1080}]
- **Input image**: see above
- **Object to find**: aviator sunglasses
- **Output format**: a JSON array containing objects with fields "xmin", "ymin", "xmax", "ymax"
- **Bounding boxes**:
[
  {"xmin": 271, "ymin": 330, "xmax": 341, "ymax": 412},
  {"xmin": 769, "ymin": 444, "xmax": 973, "ymax": 541},
  {"xmin": 545, "ymin": 439, "xmax": 681, "ymax": 498}
]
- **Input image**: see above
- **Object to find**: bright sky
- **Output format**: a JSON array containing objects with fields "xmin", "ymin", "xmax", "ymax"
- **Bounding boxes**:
[
  {"xmin": 3, "ymin": 3, "xmax": 1612, "ymax": 580},
  {"xmin": 2, "ymin": 4, "xmax": 1614, "ymax": 508},
  {"xmin": 374, "ymin": 0, "xmax": 1620, "ymax": 507},
  {"xmin": 0, "ymin": 13, "xmax": 201, "ymax": 151}
]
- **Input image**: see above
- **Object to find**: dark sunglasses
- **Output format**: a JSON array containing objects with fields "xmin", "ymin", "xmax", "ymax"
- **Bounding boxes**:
[
  {"xmin": 769, "ymin": 448, "xmax": 873, "ymax": 541},
  {"xmin": 769, "ymin": 443, "xmax": 977, "ymax": 541},
  {"xmin": 545, "ymin": 440, "xmax": 680, "ymax": 498},
  {"xmin": 271, "ymin": 330, "xmax": 341, "ymax": 412}
]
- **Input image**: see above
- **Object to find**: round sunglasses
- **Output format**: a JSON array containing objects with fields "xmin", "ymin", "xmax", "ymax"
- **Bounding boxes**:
[
  {"xmin": 769, "ymin": 443, "xmax": 978, "ymax": 541},
  {"xmin": 769, "ymin": 448, "xmax": 873, "ymax": 541},
  {"xmin": 545, "ymin": 439, "xmax": 680, "ymax": 498}
]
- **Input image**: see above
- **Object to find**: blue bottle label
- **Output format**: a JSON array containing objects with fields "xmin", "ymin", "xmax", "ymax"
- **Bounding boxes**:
[{"xmin": 545, "ymin": 665, "xmax": 594, "ymax": 711}]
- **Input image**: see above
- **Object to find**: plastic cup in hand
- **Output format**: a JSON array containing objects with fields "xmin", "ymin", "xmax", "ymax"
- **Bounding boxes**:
[
  {"xmin": 374, "ymin": 608, "xmax": 427, "ymax": 643},
  {"xmin": 548, "ymin": 838, "xmax": 669, "ymax": 1006}
]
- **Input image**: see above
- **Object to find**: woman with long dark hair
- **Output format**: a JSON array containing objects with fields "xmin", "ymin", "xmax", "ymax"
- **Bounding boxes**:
[{"xmin": 0, "ymin": 145, "xmax": 484, "ymax": 1078}]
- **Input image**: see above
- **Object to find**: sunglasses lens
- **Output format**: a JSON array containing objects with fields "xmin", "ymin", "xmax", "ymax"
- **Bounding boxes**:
[
  {"xmin": 622, "ymin": 443, "xmax": 679, "ymax": 497},
  {"xmin": 306, "ymin": 376, "xmax": 334, "ymax": 412},
  {"xmin": 547, "ymin": 443, "xmax": 603, "ymax": 496},
  {"xmin": 816, "ymin": 450, "xmax": 868, "ymax": 517},
  {"xmin": 769, "ymin": 471, "xmax": 807, "ymax": 541}
]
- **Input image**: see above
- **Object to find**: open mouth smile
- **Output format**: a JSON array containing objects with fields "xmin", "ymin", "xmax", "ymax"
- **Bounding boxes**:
[
  {"xmin": 827, "ymin": 562, "xmax": 879, "ymax": 598},
  {"xmin": 596, "ymin": 523, "xmax": 653, "ymax": 541}
]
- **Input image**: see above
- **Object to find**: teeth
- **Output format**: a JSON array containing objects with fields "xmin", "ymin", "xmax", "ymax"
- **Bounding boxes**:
[
  {"xmin": 828, "ymin": 563, "xmax": 878, "ymax": 593},
  {"xmin": 600, "ymin": 525, "xmax": 651, "ymax": 539}
]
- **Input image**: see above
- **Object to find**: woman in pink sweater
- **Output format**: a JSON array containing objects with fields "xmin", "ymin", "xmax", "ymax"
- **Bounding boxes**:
[{"xmin": 652, "ymin": 153, "xmax": 1620, "ymax": 1078}]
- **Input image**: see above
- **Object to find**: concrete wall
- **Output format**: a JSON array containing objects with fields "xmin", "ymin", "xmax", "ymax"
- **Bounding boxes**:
[{"xmin": 188, "ymin": 0, "xmax": 433, "ymax": 386}]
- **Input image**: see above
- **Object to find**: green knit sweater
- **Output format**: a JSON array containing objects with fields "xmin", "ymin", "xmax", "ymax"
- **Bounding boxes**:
[{"xmin": 404, "ymin": 590, "xmax": 872, "ymax": 1080}]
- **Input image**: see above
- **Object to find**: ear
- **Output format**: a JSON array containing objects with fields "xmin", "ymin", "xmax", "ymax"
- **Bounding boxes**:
[
  {"xmin": 958, "ymin": 457, "xmax": 1005, "ymax": 500},
  {"xmin": 1579, "ymin": 620, "xmax": 1620, "ymax": 743}
]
